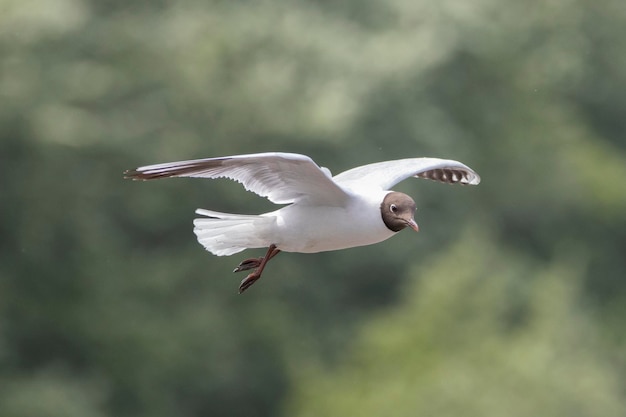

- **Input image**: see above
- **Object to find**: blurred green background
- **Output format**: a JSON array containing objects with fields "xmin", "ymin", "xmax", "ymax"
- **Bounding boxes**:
[{"xmin": 2, "ymin": 0, "xmax": 626, "ymax": 416}]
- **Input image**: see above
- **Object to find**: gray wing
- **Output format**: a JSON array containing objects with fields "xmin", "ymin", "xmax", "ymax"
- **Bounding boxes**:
[
  {"xmin": 333, "ymin": 158, "xmax": 481, "ymax": 190},
  {"xmin": 125, "ymin": 152, "xmax": 350, "ymax": 206}
]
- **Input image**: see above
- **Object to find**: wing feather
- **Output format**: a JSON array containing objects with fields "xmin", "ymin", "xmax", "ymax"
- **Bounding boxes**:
[
  {"xmin": 124, "ymin": 152, "xmax": 350, "ymax": 206},
  {"xmin": 333, "ymin": 158, "xmax": 480, "ymax": 190}
]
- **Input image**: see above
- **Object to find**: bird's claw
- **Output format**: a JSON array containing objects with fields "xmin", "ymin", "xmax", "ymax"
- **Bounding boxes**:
[
  {"xmin": 233, "ymin": 257, "xmax": 263, "ymax": 273},
  {"xmin": 233, "ymin": 245, "xmax": 280, "ymax": 294},
  {"xmin": 239, "ymin": 273, "xmax": 260, "ymax": 294}
]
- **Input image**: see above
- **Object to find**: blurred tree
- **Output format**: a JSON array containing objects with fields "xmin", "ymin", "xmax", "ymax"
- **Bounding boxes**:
[
  {"xmin": 1, "ymin": 0, "xmax": 625, "ymax": 416},
  {"xmin": 286, "ymin": 229, "xmax": 626, "ymax": 417}
]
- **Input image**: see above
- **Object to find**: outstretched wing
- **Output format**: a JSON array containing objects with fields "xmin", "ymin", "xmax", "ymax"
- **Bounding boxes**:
[
  {"xmin": 333, "ymin": 157, "xmax": 481, "ymax": 190},
  {"xmin": 124, "ymin": 152, "xmax": 350, "ymax": 206}
]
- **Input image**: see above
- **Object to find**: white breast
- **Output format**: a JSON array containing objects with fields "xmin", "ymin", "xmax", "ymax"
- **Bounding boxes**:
[{"xmin": 269, "ymin": 190, "xmax": 395, "ymax": 253}]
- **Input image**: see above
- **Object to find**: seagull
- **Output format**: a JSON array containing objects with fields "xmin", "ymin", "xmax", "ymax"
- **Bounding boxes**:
[{"xmin": 124, "ymin": 152, "xmax": 480, "ymax": 293}]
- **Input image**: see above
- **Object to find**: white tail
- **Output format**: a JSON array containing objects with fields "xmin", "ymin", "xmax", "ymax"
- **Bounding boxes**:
[{"xmin": 193, "ymin": 209, "xmax": 275, "ymax": 256}]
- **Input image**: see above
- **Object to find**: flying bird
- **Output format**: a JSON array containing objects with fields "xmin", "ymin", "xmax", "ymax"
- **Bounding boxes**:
[{"xmin": 124, "ymin": 152, "xmax": 480, "ymax": 293}]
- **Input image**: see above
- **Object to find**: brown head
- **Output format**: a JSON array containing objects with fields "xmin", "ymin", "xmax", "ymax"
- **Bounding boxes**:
[{"xmin": 380, "ymin": 192, "xmax": 419, "ymax": 233}]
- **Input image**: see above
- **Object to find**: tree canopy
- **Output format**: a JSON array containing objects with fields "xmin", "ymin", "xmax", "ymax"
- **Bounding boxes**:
[{"xmin": 2, "ymin": 0, "xmax": 625, "ymax": 416}]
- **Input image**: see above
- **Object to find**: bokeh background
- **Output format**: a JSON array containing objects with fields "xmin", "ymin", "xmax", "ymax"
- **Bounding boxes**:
[{"xmin": 2, "ymin": 0, "xmax": 626, "ymax": 416}]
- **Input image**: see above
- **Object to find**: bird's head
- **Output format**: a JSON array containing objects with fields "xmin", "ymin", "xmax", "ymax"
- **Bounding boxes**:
[{"xmin": 380, "ymin": 192, "xmax": 419, "ymax": 233}]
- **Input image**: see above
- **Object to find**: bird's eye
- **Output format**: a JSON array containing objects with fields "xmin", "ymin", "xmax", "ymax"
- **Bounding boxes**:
[{"xmin": 390, "ymin": 204, "xmax": 398, "ymax": 213}]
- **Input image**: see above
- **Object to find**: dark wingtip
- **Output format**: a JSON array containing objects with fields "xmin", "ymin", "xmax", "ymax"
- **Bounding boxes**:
[
  {"xmin": 123, "ymin": 169, "xmax": 174, "ymax": 180},
  {"xmin": 416, "ymin": 168, "xmax": 480, "ymax": 185},
  {"xmin": 123, "ymin": 169, "xmax": 145, "ymax": 180}
]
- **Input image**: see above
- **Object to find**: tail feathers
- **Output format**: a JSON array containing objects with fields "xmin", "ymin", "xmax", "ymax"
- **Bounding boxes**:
[
  {"xmin": 195, "ymin": 208, "xmax": 260, "ymax": 220},
  {"xmin": 193, "ymin": 209, "xmax": 274, "ymax": 256}
]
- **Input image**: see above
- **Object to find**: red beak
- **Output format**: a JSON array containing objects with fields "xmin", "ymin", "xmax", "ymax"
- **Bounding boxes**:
[{"xmin": 407, "ymin": 218, "xmax": 419, "ymax": 232}]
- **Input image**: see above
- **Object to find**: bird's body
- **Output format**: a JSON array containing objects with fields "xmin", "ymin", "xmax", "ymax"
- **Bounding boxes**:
[
  {"xmin": 273, "ymin": 190, "xmax": 393, "ymax": 253},
  {"xmin": 125, "ymin": 152, "xmax": 480, "ymax": 293},
  {"xmin": 193, "ymin": 187, "xmax": 393, "ymax": 255}
]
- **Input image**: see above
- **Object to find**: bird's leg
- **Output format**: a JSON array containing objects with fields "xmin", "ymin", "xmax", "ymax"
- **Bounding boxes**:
[
  {"xmin": 233, "ymin": 257, "xmax": 263, "ymax": 273},
  {"xmin": 233, "ymin": 246, "xmax": 281, "ymax": 273},
  {"xmin": 238, "ymin": 244, "xmax": 280, "ymax": 294}
]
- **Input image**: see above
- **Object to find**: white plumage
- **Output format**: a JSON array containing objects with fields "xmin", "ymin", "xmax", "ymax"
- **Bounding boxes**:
[{"xmin": 125, "ymin": 152, "xmax": 480, "ymax": 292}]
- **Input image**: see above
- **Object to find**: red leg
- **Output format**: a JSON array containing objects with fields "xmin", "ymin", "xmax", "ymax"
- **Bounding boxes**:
[
  {"xmin": 233, "ymin": 257, "xmax": 263, "ymax": 273},
  {"xmin": 238, "ymin": 245, "xmax": 280, "ymax": 294},
  {"xmin": 233, "ymin": 246, "xmax": 281, "ymax": 273}
]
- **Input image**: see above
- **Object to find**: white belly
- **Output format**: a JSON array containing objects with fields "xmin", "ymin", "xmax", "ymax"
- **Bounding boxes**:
[{"xmin": 268, "ymin": 198, "xmax": 396, "ymax": 253}]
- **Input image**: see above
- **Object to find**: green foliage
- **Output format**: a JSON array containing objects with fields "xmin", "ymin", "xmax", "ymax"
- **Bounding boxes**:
[
  {"xmin": 0, "ymin": 370, "xmax": 106, "ymax": 417},
  {"xmin": 1, "ymin": 0, "xmax": 625, "ymax": 416},
  {"xmin": 286, "ymin": 230, "xmax": 626, "ymax": 417}
]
